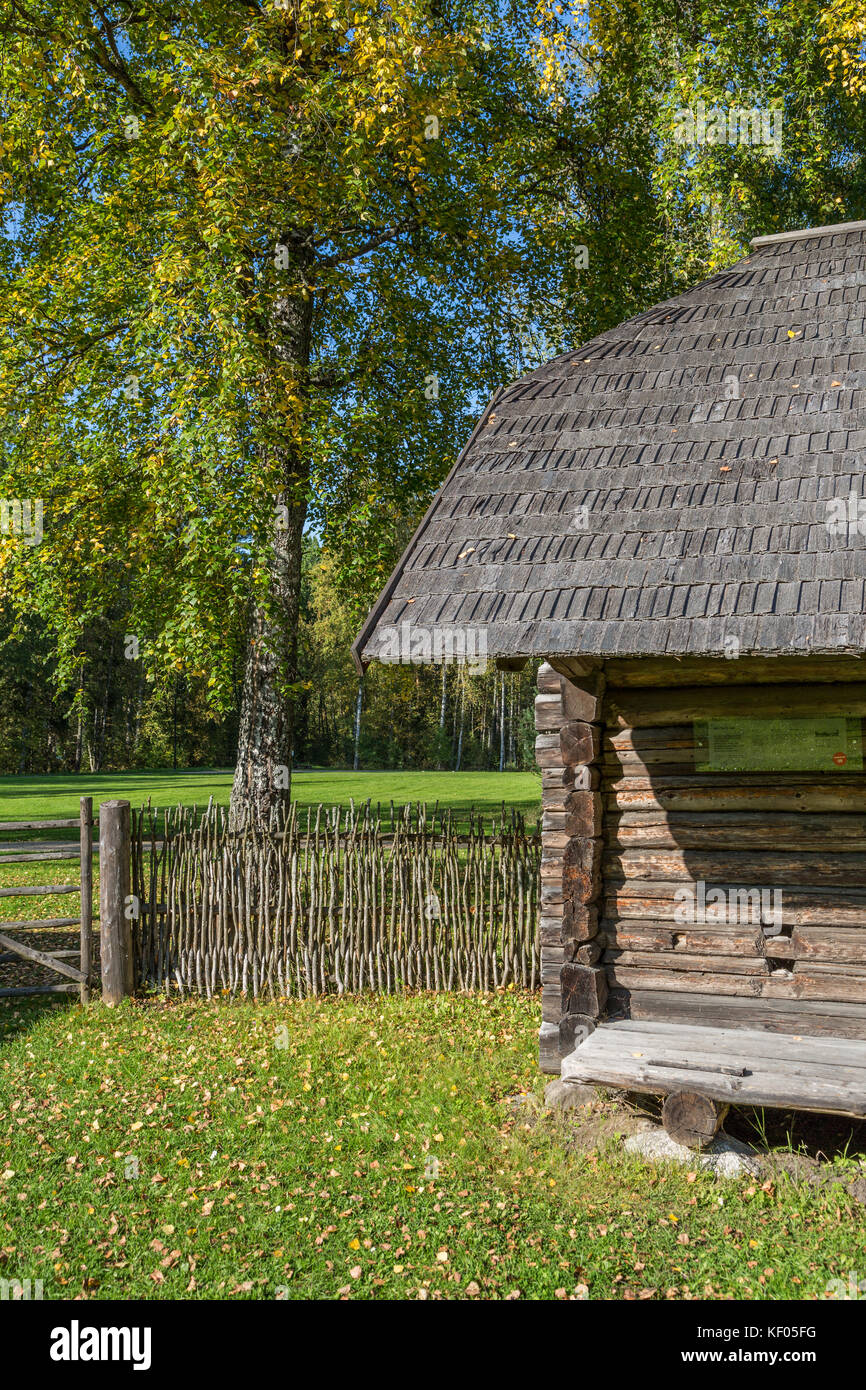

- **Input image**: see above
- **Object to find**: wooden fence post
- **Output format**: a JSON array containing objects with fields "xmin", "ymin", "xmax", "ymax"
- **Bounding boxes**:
[
  {"xmin": 99, "ymin": 800, "xmax": 133, "ymax": 1005},
  {"xmin": 79, "ymin": 796, "xmax": 93, "ymax": 1004}
]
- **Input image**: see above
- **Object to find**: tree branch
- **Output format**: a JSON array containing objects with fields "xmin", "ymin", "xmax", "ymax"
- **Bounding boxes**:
[{"xmin": 316, "ymin": 220, "xmax": 422, "ymax": 268}]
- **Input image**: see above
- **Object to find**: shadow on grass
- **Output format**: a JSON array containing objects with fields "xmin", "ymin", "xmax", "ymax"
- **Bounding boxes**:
[{"xmin": 0, "ymin": 994, "xmax": 78, "ymax": 1045}]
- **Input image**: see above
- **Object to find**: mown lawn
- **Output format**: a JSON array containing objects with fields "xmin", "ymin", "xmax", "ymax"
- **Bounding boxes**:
[
  {"xmin": 1, "ymin": 990, "xmax": 864, "ymax": 1301},
  {"xmin": 0, "ymin": 769, "xmax": 539, "ymax": 827}
]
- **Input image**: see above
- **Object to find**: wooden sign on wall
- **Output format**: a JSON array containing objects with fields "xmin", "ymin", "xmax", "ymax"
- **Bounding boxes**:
[{"xmin": 694, "ymin": 717, "xmax": 864, "ymax": 773}]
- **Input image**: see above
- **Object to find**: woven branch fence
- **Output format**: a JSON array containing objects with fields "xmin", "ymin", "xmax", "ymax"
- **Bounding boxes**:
[{"xmin": 130, "ymin": 801, "xmax": 540, "ymax": 998}]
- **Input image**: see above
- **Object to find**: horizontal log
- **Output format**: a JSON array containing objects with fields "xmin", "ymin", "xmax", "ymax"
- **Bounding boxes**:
[
  {"xmin": 795, "ymin": 960, "xmax": 866, "ymax": 976},
  {"xmin": 607, "ymin": 780, "xmax": 866, "ymax": 814},
  {"xmin": 600, "ymin": 921, "xmax": 677, "ymax": 951},
  {"xmin": 608, "ymin": 1015, "xmax": 866, "ymax": 1066},
  {"xmin": 535, "ymin": 693, "xmax": 564, "ymax": 732},
  {"xmin": 765, "ymin": 927, "xmax": 866, "ymax": 965},
  {"xmin": 605, "ymin": 682, "xmax": 866, "ymax": 729},
  {"xmin": 539, "ymin": 1021, "xmax": 561, "ymax": 1073},
  {"xmin": 564, "ymin": 1024, "xmax": 866, "ymax": 1118},
  {"xmin": 604, "ymin": 882, "xmax": 866, "ymax": 926},
  {"xmin": 765, "ymin": 970, "xmax": 866, "ymax": 1004},
  {"xmin": 607, "ymin": 965, "xmax": 766, "ymax": 997},
  {"xmin": 542, "ymin": 786, "xmax": 573, "ymax": 812},
  {"xmin": 0, "ymin": 818, "xmax": 83, "ymax": 830},
  {"xmin": 0, "ymin": 850, "xmax": 82, "ymax": 863},
  {"xmin": 604, "ymin": 750, "xmax": 698, "ymax": 773},
  {"xmin": 603, "ymin": 949, "xmax": 769, "ymax": 975},
  {"xmin": 535, "ymin": 733, "xmax": 564, "ymax": 768},
  {"xmin": 606, "ymin": 762, "xmax": 709, "ymax": 782},
  {"xmin": 542, "ymin": 983, "xmax": 562, "ymax": 1023},
  {"xmin": 606, "ymin": 752, "xmax": 866, "ymax": 783},
  {"xmin": 541, "ymin": 830, "xmax": 571, "ymax": 853},
  {"xmin": 537, "ymin": 661, "xmax": 561, "ymax": 694},
  {"xmin": 619, "ymin": 988, "xmax": 866, "ymax": 1039},
  {"xmin": 599, "ymin": 922, "xmax": 764, "ymax": 954},
  {"xmin": 540, "ymin": 920, "xmax": 565, "ymax": 948},
  {"xmin": 610, "ymin": 964, "xmax": 866, "ymax": 1004},
  {"xmin": 605, "ymin": 848, "xmax": 866, "ymax": 888},
  {"xmin": 607, "ymin": 725, "xmax": 697, "ymax": 751},
  {"xmin": 604, "ymin": 656, "xmax": 866, "ymax": 687},
  {"xmin": 607, "ymin": 810, "xmax": 866, "ymax": 852},
  {"xmin": 0, "ymin": 884, "xmax": 79, "ymax": 898},
  {"xmin": 0, "ymin": 948, "xmax": 80, "ymax": 965},
  {"xmin": 542, "ymin": 765, "xmax": 575, "ymax": 789},
  {"xmin": 541, "ymin": 853, "xmax": 567, "ymax": 880},
  {"xmin": 539, "ymin": 903, "xmax": 564, "ymax": 924},
  {"xmin": 541, "ymin": 949, "xmax": 565, "ymax": 988},
  {"xmin": 543, "ymin": 791, "xmax": 603, "ymax": 838},
  {"xmin": 0, "ymin": 917, "xmax": 82, "ymax": 931},
  {"xmin": 0, "ymin": 983, "xmax": 80, "ymax": 997}
]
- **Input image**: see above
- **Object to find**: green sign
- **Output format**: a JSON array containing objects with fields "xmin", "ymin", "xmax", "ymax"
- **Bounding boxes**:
[{"xmin": 694, "ymin": 717, "xmax": 863, "ymax": 773}]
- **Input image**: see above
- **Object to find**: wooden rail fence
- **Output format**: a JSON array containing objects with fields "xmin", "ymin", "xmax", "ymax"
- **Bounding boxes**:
[
  {"xmin": 0, "ymin": 798, "xmax": 94, "ymax": 1001},
  {"xmin": 130, "ymin": 801, "xmax": 540, "ymax": 998}
]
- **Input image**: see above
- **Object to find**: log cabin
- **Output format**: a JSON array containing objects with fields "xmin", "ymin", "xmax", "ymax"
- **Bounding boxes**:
[{"xmin": 353, "ymin": 220, "xmax": 866, "ymax": 1140}]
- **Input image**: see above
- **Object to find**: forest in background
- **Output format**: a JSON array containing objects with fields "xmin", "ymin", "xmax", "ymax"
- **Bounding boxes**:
[{"xmin": 0, "ymin": 536, "xmax": 539, "ymax": 775}]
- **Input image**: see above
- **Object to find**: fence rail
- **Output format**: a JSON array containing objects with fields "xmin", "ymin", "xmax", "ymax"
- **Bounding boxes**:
[
  {"xmin": 0, "ymin": 797, "xmax": 94, "ymax": 1001},
  {"xmin": 131, "ymin": 801, "xmax": 540, "ymax": 999}
]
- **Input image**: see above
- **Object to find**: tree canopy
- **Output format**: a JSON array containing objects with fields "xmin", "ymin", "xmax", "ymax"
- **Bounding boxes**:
[{"xmin": 0, "ymin": 0, "xmax": 587, "ymax": 816}]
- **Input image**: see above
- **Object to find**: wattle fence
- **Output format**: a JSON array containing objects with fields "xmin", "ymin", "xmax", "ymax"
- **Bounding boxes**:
[{"xmin": 130, "ymin": 801, "xmax": 540, "ymax": 999}]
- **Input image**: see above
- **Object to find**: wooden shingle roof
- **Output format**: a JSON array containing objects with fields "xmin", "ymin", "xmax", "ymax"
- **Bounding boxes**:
[{"xmin": 354, "ymin": 222, "xmax": 866, "ymax": 670}]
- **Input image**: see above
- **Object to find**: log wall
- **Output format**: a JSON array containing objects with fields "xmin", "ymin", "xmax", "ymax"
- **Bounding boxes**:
[
  {"xmin": 601, "ymin": 660, "xmax": 866, "ymax": 1041},
  {"xmin": 535, "ymin": 661, "xmax": 606, "ymax": 1072}
]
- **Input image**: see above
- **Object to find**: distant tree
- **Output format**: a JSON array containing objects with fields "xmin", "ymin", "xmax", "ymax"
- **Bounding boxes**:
[{"xmin": 535, "ymin": 0, "xmax": 866, "ymax": 297}]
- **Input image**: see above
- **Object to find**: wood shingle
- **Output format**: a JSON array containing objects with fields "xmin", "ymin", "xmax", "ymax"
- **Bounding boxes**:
[{"xmin": 354, "ymin": 224, "xmax": 866, "ymax": 670}]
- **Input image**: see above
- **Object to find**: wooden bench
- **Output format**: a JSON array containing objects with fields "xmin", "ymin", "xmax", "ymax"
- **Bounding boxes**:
[{"xmin": 561, "ymin": 1018, "xmax": 866, "ymax": 1144}]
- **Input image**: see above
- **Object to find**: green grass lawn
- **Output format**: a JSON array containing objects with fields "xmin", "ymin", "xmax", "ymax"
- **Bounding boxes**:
[
  {"xmin": 1, "ymin": 990, "xmax": 864, "ymax": 1301},
  {"xmin": 0, "ymin": 769, "xmax": 540, "ymax": 827}
]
